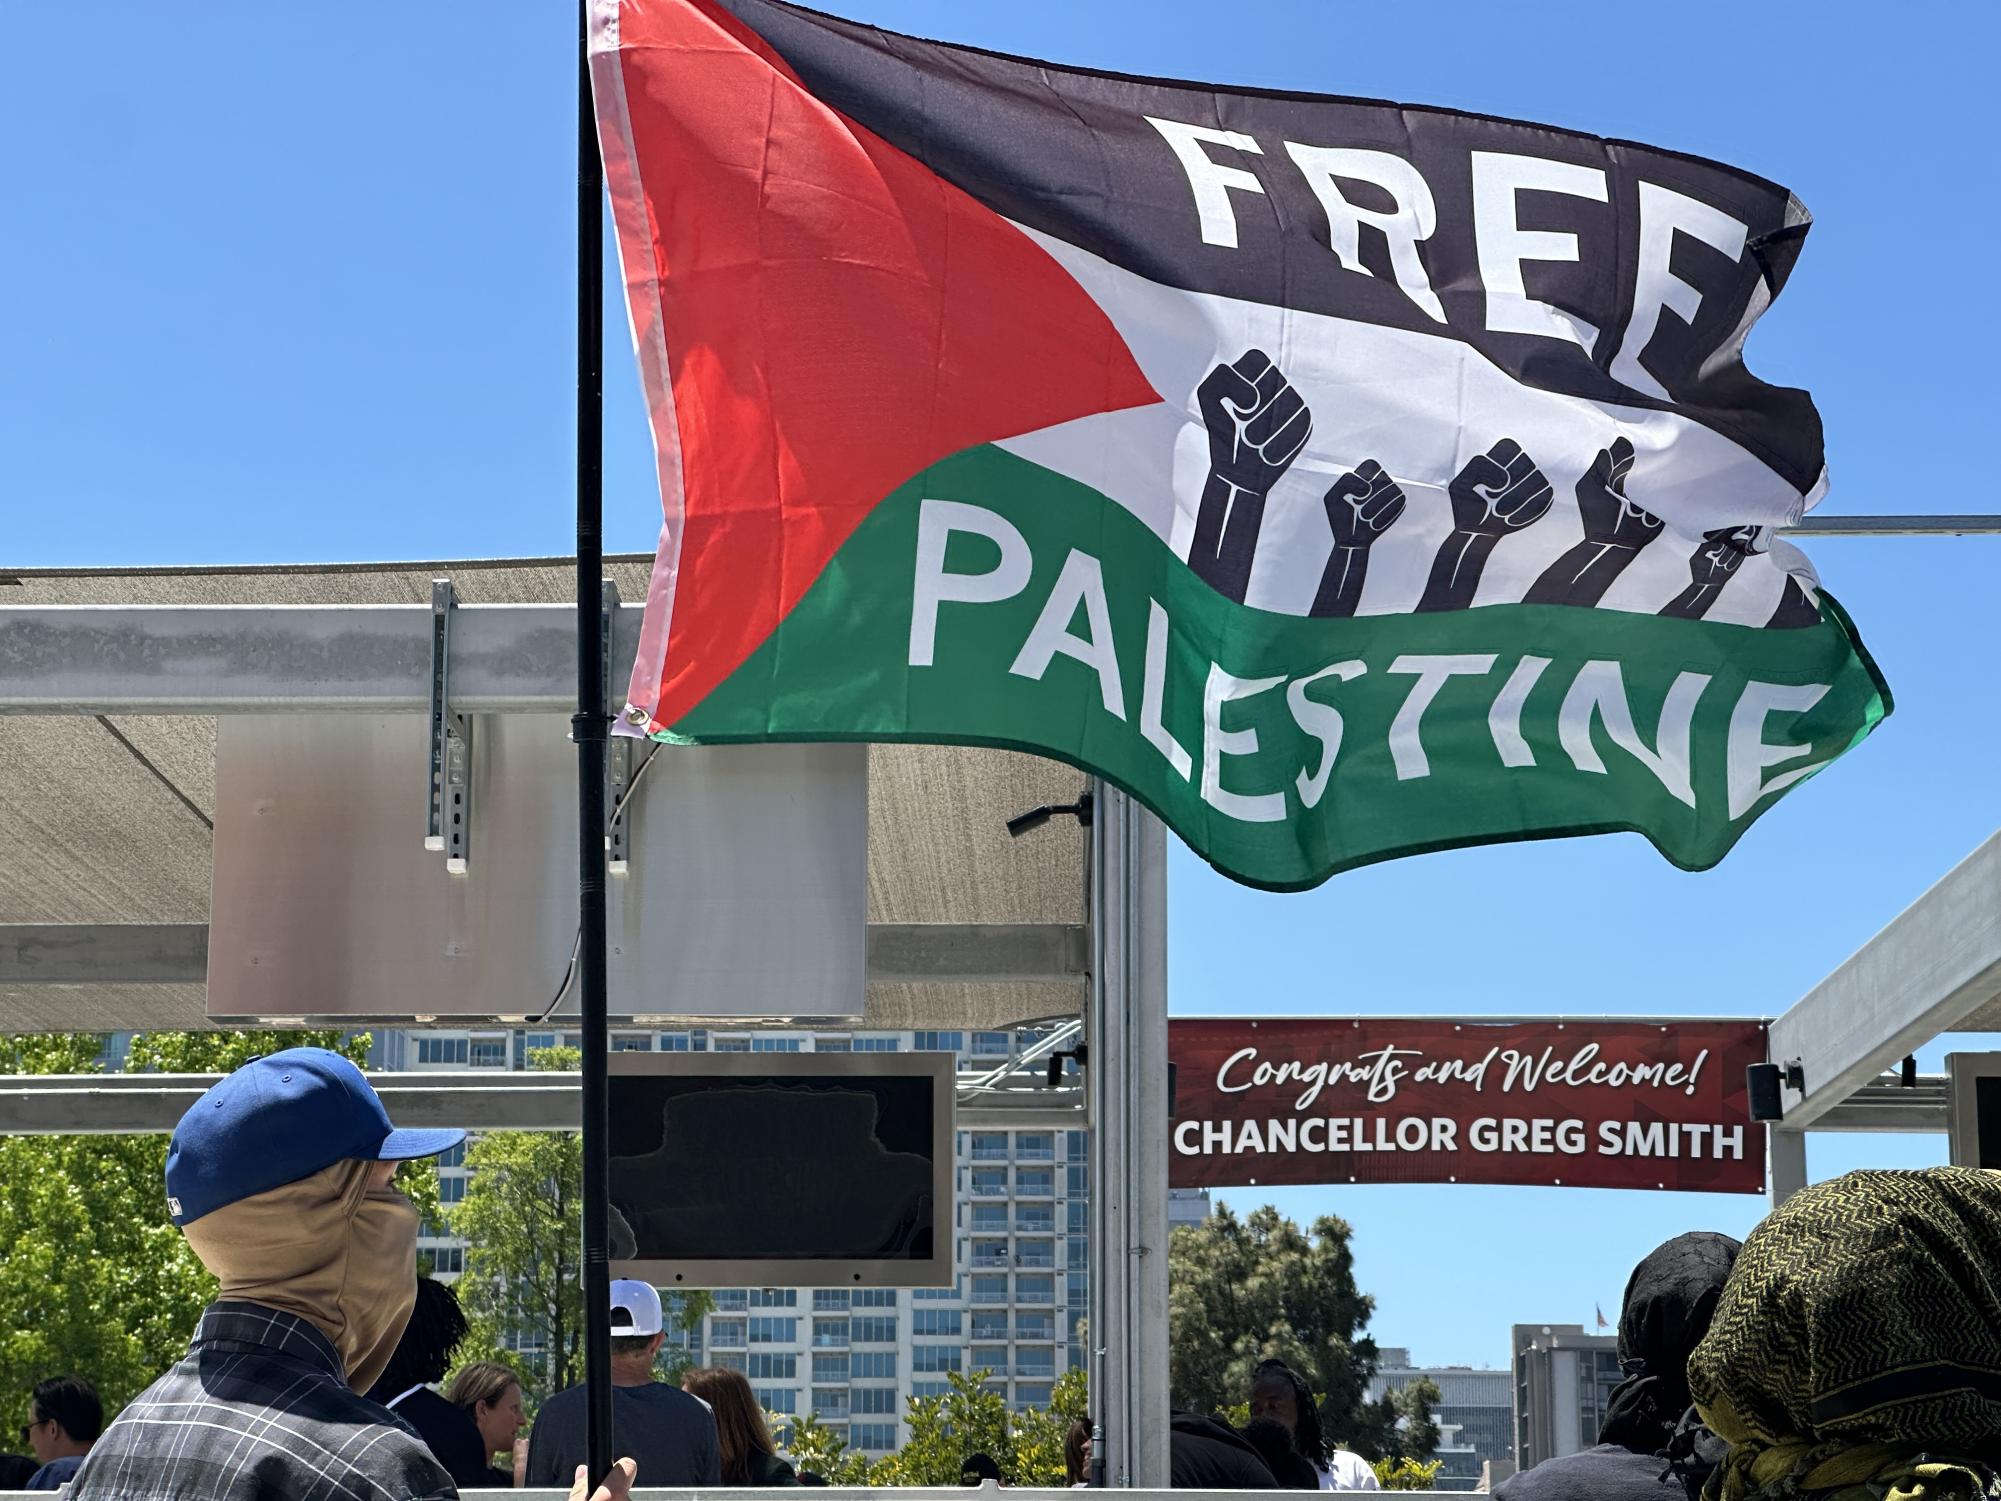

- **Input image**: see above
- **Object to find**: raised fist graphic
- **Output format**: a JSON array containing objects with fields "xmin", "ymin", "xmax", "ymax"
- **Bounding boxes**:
[
  {"xmin": 1448, "ymin": 438, "xmax": 1554, "ymax": 536},
  {"xmin": 1189, "ymin": 349, "xmax": 1313, "ymax": 603},
  {"xmin": 1311, "ymin": 460, "xmax": 1406, "ymax": 618},
  {"xmin": 1660, "ymin": 526, "xmax": 1756, "ymax": 620},
  {"xmin": 1418, "ymin": 438, "xmax": 1552, "ymax": 613},
  {"xmin": 1524, "ymin": 437, "xmax": 1664, "ymax": 607}
]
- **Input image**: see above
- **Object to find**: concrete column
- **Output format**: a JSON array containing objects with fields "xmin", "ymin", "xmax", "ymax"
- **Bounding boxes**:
[{"xmin": 1768, "ymin": 1126, "xmax": 1808, "ymax": 1206}]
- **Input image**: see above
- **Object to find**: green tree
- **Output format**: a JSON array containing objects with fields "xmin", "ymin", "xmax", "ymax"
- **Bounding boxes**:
[
  {"xmin": 784, "ymin": 1410, "xmax": 875, "ymax": 1485},
  {"xmin": 1374, "ymin": 1455, "xmax": 1445, "ymax": 1490},
  {"xmin": 865, "ymin": 1368, "xmax": 1086, "ymax": 1487},
  {"xmin": 445, "ymin": 1047, "xmax": 709, "ymax": 1405},
  {"xmin": 0, "ymin": 1029, "xmax": 364, "ymax": 1432},
  {"xmin": 1167, "ymin": 1203, "xmax": 1434, "ymax": 1464}
]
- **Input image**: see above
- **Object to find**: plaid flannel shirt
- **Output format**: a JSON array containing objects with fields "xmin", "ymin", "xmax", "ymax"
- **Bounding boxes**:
[{"xmin": 65, "ymin": 1301, "xmax": 457, "ymax": 1501}]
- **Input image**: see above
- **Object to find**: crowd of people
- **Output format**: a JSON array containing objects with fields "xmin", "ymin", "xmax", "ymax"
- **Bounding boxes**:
[{"xmin": 8, "ymin": 1046, "xmax": 2001, "ymax": 1498}]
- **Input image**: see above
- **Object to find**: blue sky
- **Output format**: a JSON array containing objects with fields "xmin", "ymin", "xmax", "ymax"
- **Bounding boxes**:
[{"xmin": 5, "ymin": 4, "xmax": 1997, "ymax": 1371}]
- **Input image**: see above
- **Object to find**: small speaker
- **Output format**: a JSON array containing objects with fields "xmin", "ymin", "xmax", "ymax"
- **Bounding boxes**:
[{"xmin": 1746, "ymin": 1062, "xmax": 1785, "ymax": 1123}]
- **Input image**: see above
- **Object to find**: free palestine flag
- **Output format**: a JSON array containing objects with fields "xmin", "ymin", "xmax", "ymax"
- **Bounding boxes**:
[{"xmin": 590, "ymin": 0, "xmax": 1889, "ymax": 891}]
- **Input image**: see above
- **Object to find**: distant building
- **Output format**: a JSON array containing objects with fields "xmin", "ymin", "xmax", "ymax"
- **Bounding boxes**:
[
  {"xmin": 1368, "ymin": 1347, "xmax": 1512, "ymax": 1492},
  {"xmin": 1167, "ymin": 1188, "xmax": 1212, "ymax": 1230},
  {"xmin": 1511, "ymin": 1324, "xmax": 1621, "ymax": 1470}
]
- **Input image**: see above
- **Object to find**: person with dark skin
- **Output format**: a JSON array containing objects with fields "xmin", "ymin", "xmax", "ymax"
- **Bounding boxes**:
[
  {"xmin": 1495, "ymin": 1231, "xmax": 1740, "ymax": 1501},
  {"xmin": 363, "ymin": 1277, "xmax": 492, "ymax": 1490},
  {"xmin": 1248, "ymin": 1361, "xmax": 1378, "ymax": 1490},
  {"xmin": 1241, "ymin": 1417, "xmax": 1324, "ymax": 1490}
]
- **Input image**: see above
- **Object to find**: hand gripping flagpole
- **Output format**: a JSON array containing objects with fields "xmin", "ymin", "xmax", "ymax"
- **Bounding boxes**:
[{"xmin": 574, "ymin": 0, "xmax": 615, "ymax": 1489}]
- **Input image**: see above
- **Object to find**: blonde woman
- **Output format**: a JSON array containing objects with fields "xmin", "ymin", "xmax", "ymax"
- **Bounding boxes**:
[{"xmin": 446, "ymin": 1361, "xmax": 529, "ymax": 1488}]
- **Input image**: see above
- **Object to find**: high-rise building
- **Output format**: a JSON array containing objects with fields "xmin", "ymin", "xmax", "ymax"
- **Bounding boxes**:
[
  {"xmin": 1167, "ymin": 1187, "xmax": 1212, "ymax": 1231},
  {"xmin": 1511, "ymin": 1324, "xmax": 1621, "ymax": 1471},
  {"xmin": 1367, "ymin": 1348, "xmax": 1512, "ymax": 1492},
  {"xmin": 372, "ymin": 1024, "xmax": 1090, "ymax": 1458}
]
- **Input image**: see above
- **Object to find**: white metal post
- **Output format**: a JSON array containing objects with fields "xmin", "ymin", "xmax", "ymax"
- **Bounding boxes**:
[
  {"xmin": 1088, "ymin": 782, "xmax": 1170, "ymax": 1486},
  {"xmin": 1768, "ymin": 1125, "xmax": 1808, "ymax": 1206}
]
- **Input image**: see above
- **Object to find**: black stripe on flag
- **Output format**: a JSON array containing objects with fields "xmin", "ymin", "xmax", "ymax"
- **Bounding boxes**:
[{"xmin": 717, "ymin": 0, "xmax": 1823, "ymax": 496}]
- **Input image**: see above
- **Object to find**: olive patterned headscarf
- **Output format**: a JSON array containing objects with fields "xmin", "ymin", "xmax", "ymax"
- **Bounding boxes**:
[{"xmin": 1688, "ymin": 1168, "xmax": 2001, "ymax": 1501}]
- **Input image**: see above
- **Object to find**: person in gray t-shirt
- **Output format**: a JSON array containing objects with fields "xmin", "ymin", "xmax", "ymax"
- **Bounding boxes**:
[{"xmin": 527, "ymin": 1282, "xmax": 721, "ymax": 1489}]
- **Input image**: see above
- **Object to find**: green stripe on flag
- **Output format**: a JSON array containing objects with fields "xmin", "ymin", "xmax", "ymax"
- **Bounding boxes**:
[{"xmin": 664, "ymin": 444, "xmax": 1889, "ymax": 891}]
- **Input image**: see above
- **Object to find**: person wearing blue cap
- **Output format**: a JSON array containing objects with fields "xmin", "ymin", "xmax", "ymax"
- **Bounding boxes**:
[{"xmin": 60, "ymin": 1047, "xmax": 638, "ymax": 1501}]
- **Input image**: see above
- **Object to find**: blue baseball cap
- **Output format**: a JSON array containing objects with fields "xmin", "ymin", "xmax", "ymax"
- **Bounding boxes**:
[{"xmin": 164, "ymin": 1047, "xmax": 465, "ymax": 1227}]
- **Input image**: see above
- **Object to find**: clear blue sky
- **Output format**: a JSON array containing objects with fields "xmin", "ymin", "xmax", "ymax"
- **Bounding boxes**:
[{"xmin": 5, "ymin": 4, "xmax": 1997, "ymax": 1373}]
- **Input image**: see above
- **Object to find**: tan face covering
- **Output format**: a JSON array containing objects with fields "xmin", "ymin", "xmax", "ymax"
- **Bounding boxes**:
[{"xmin": 181, "ymin": 1158, "xmax": 419, "ymax": 1392}]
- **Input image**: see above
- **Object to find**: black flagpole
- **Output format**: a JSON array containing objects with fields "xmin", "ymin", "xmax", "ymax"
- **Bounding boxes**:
[{"xmin": 574, "ymin": 0, "xmax": 615, "ymax": 1490}]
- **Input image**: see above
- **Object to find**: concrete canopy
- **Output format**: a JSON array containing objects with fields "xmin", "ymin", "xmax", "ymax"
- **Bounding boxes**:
[{"xmin": 0, "ymin": 557, "xmax": 1089, "ymax": 1034}]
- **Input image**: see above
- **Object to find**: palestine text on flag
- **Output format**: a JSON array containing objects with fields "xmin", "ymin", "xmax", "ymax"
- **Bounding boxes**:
[{"xmin": 589, "ymin": 0, "xmax": 1888, "ymax": 890}]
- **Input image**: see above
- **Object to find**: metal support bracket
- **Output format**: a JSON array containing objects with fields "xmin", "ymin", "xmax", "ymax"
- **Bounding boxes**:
[
  {"xmin": 424, "ymin": 579, "xmax": 473, "ymax": 874},
  {"xmin": 600, "ymin": 578, "xmax": 633, "ymax": 876}
]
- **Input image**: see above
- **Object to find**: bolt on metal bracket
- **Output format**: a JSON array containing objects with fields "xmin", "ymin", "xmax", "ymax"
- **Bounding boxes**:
[{"xmin": 424, "ymin": 578, "xmax": 473, "ymax": 875}]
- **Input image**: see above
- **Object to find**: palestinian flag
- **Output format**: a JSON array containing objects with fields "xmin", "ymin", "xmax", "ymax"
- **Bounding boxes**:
[{"xmin": 590, "ymin": 0, "xmax": 1888, "ymax": 891}]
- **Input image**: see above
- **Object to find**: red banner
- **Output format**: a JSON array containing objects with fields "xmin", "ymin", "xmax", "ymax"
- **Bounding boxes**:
[{"xmin": 1170, "ymin": 1018, "xmax": 1768, "ymax": 1195}]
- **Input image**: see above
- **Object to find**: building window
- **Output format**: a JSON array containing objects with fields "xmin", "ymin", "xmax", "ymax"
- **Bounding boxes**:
[
  {"xmin": 912, "ymin": 1278, "xmax": 963, "ymax": 1301},
  {"xmin": 1067, "ymin": 1131, "xmax": 1088, "ymax": 1163},
  {"xmin": 750, "ymin": 1289, "xmax": 798, "ymax": 1308},
  {"xmin": 971, "ymin": 1206, "xmax": 1008, "ymax": 1232},
  {"xmin": 1067, "ymin": 1164, "xmax": 1089, "ymax": 1197},
  {"xmin": 438, "ymin": 1176, "xmax": 467, "ymax": 1205},
  {"xmin": 812, "ymin": 1388, "xmax": 850, "ymax": 1418},
  {"xmin": 853, "ymin": 1386, "xmax": 898, "ymax": 1414},
  {"xmin": 912, "ymin": 1309, "xmax": 961, "ymax": 1337},
  {"xmin": 713, "ymin": 1352, "xmax": 747, "ymax": 1373},
  {"xmin": 811, "ymin": 1319, "xmax": 849, "ymax": 1349},
  {"xmin": 970, "ymin": 1132, "xmax": 1009, "ymax": 1161},
  {"xmin": 1017, "ymin": 1132, "xmax": 1055, "ymax": 1161},
  {"xmin": 435, "ymin": 1142, "xmax": 466, "ymax": 1169},
  {"xmin": 850, "ymin": 1424, "xmax": 898, "ymax": 1452},
  {"xmin": 1015, "ymin": 1383, "xmax": 1053, "ymax": 1409},
  {"xmin": 416, "ymin": 1037, "xmax": 469, "ymax": 1065},
  {"xmin": 755, "ymin": 1387, "xmax": 798, "ymax": 1415},
  {"xmin": 713, "ymin": 1290, "xmax": 749, "ymax": 1312},
  {"xmin": 811, "ymin": 1354, "xmax": 849, "ymax": 1383},
  {"xmin": 971, "ymin": 1276, "xmax": 1008, "ymax": 1305},
  {"xmin": 659, "ymin": 1033, "xmax": 691, "ymax": 1051},
  {"xmin": 749, "ymin": 1317, "xmax": 798, "ymax": 1343},
  {"xmin": 814, "ymin": 1036, "xmax": 852, "ymax": 1052},
  {"xmin": 1068, "ymin": 1238, "xmax": 1089, "ymax": 1271},
  {"xmin": 913, "ymin": 1031, "xmax": 964, "ymax": 1053},
  {"xmin": 851, "ymin": 1317, "xmax": 897, "ymax": 1345},
  {"xmin": 813, "ymin": 1290, "xmax": 851, "ymax": 1312},
  {"xmin": 429, "ymin": 1246, "xmax": 464, "ymax": 1274},
  {"xmin": 1017, "ymin": 1208, "xmax": 1055, "ymax": 1233},
  {"xmin": 972, "ymin": 1032, "xmax": 1012, "ymax": 1057},
  {"xmin": 971, "ymin": 1347, "xmax": 1009, "ymax": 1376},
  {"xmin": 851, "ymin": 1037, "xmax": 900, "ymax": 1052},
  {"xmin": 911, "ymin": 1381, "xmax": 951, "ymax": 1400},
  {"xmin": 1016, "ymin": 1314, "xmax": 1056, "ymax": 1340},
  {"xmin": 854, "ymin": 1288, "xmax": 897, "ymax": 1308},
  {"xmin": 467, "ymin": 1037, "xmax": 508, "ymax": 1067},
  {"xmin": 971, "ymin": 1168, "xmax": 1007, "ymax": 1196},
  {"xmin": 1017, "ymin": 1168, "xmax": 1054, "ymax": 1195},
  {"xmin": 914, "ymin": 1344, "xmax": 961, "ymax": 1373},
  {"xmin": 710, "ymin": 1320, "xmax": 746, "ymax": 1347},
  {"xmin": 1017, "ymin": 1242, "xmax": 1054, "ymax": 1270},
  {"xmin": 1068, "ymin": 1201, "xmax": 1089, "ymax": 1235},
  {"xmin": 751, "ymin": 1037, "xmax": 802, "ymax": 1052},
  {"xmin": 610, "ymin": 1034, "xmax": 653, "ymax": 1052},
  {"xmin": 1067, "ymin": 1273, "xmax": 1089, "ymax": 1310},
  {"xmin": 853, "ymin": 1350, "xmax": 898, "ymax": 1380},
  {"xmin": 712, "ymin": 1037, "xmax": 751, "ymax": 1052},
  {"xmin": 748, "ymin": 1354, "xmax": 797, "ymax": 1380}
]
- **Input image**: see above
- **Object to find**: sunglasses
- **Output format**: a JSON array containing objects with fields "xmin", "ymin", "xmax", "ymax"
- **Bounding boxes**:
[{"xmin": 19, "ymin": 1414, "xmax": 44, "ymax": 1443}]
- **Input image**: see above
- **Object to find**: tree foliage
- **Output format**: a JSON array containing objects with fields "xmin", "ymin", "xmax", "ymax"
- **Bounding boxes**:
[
  {"xmin": 786, "ymin": 1369, "xmax": 1088, "ymax": 1487},
  {"xmin": 0, "ymin": 1029, "xmax": 363, "ymax": 1434},
  {"xmin": 1167, "ymin": 1204, "xmax": 1435, "ymax": 1464}
]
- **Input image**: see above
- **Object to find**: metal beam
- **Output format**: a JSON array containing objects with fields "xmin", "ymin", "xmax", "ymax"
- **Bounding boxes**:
[
  {"xmin": 0, "ymin": 603, "xmax": 642, "ymax": 715},
  {"xmin": 0, "ymin": 924, "xmax": 208, "ymax": 983},
  {"xmin": 0, "ymin": 1070, "xmax": 1083, "ymax": 1135},
  {"xmin": 1781, "ymin": 515, "xmax": 2001, "ymax": 536},
  {"xmin": 0, "ymin": 922, "xmax": 1090, "ymax": 990},
  {"xmin": 1813, "ymin": 1077, "xmax": 1950, "ymax": 1133},
  {"xmin": 1770, "ymin": 830, "xmax": 2001, "ymax": 1128}
]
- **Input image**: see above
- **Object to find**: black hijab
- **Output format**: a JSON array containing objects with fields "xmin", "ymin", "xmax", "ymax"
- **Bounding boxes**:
[{"xmin": 1597, "ymin": 1230, "xmax": 1741, "ymax": 1456}]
